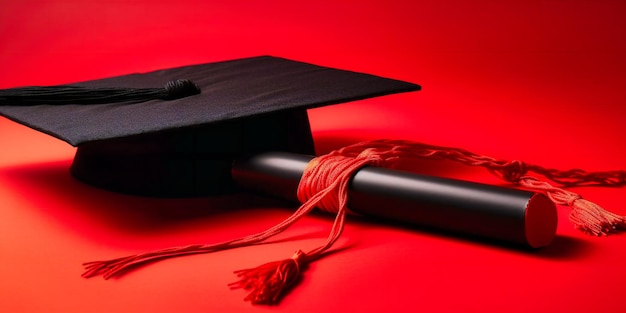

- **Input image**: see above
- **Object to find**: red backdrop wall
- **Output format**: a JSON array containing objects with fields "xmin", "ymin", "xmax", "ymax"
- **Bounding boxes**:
[{"xmin": 1, "ymin": 1, "xmax": 625, "ymax": 312}]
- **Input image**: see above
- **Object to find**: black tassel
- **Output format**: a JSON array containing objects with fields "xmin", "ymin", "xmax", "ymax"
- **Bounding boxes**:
[{"xmin": 0, "ymin": 79, "xmax": 201, "ymax": 106}]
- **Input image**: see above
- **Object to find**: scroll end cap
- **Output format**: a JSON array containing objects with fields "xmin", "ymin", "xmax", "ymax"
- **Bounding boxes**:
[{"xmin": 525, "ymin": 193, "xmax": 558, "ymax": 248}]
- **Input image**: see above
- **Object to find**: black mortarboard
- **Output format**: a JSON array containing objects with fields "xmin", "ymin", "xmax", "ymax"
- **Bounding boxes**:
[{"xmin": 0, "ymin": 56, "xmax": 420, "ymax": 197}]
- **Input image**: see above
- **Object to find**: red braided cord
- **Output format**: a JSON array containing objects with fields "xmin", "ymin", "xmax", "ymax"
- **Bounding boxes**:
[
  {"xmin": 83, "ymin": 144, "xmax": 383, "ymax": 304},
  {"xmin": 333, "ymin": 139, "xmax": 626, "ymax": 187},
  {"xmin": 335, "ymin": 140, "xmax": 626, "ymax": 235},
  {"xmin": 82, "ymin": 139, "xmax": 626, "ymax": 305}
]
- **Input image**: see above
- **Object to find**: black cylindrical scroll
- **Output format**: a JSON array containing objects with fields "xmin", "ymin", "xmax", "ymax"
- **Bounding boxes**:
[{"xmin": 232, "ymin": 152, "xmax": 558, "ymax": 248}]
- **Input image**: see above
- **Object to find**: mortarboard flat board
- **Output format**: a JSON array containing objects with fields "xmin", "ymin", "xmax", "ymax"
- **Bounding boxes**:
[{"xmin": 0, "ymin": 56, "xmax": 420, "ymax": 197}]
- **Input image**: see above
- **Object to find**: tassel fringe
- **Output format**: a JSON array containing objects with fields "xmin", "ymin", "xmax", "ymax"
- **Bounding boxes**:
[
  {"xmin": 569, "ymin": 198, "xmax": 626, "ymax": 236},
  {"xmin": 229, "ymin": 250, "xmax": 308, "ymax": 305}
]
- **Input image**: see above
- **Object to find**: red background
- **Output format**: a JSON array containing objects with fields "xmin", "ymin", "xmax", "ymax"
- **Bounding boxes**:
[{"xmin": 1, "ymin": 1, "xmax": 625, "ymax": 312}]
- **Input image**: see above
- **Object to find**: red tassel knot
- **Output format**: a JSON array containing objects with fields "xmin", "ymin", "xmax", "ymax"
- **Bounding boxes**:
[
  {"xmin": 498, "ymin": 160, "xmax": 528, "ymax": 182},
  {"xmin": 229, "ymin": 250, "xmax": 308, "ymax": 305}
]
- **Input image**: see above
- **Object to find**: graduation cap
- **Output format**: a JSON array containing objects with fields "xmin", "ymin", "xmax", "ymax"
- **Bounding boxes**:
[{"xmin": 0, "ymin": 55, "xmax": 420, "ymax": 197}]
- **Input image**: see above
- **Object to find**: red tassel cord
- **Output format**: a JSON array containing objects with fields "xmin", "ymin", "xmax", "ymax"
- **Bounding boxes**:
[
  {"xmin": 330, "ymin": 140, "xmax": 626, "ymax": 236},
  {"xmin": 83, "ymin": 139, "xmax": 626, "ymax": 304},
  {"xmin": 83, "ymin": 152, "xmax": 380, "ymax": 304}
]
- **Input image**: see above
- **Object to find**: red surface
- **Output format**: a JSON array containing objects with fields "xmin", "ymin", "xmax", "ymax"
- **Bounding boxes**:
[{"xmin": 1, "ymin": 1, "xmax": 625, "ymax": 312}]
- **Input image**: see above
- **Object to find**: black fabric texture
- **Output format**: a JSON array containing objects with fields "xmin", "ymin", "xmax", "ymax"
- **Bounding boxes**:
[{"xmin": 0, "ymin": 56, "xmax": 420, "ymax": 146}]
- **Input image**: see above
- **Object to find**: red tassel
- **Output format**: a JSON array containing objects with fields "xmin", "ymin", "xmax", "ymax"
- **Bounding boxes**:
[
  {"xmin": 82, "ymin": 148, "xmax": 367, "ymax": 305},
  {"xmin": 517, "ymin": 176, "xmax": 626, "ymax": 236},
  {"xmin": 229, "ymin": 250, "xmax": 307, "ymax": 305},
  {"xmin": 82, "ymin": 139, "xmax": 626, "ymax": 305},
  {"xmin": 568, "ymin": 198, "xmax": 626, "ymax": 236}
]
